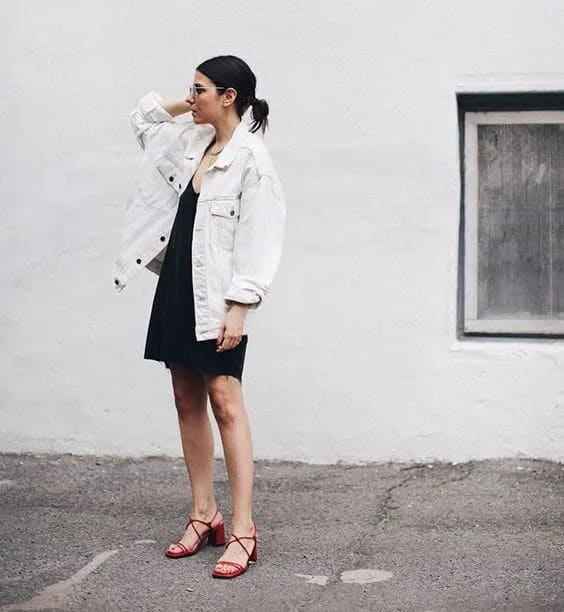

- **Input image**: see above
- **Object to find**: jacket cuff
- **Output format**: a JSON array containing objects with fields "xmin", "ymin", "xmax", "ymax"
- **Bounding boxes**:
[
  {"xmin": 138, "ymin": 91, "xmax": 175, "ymax": 122},
  {"xmin": 224, "ymin": 287, "xmax": 262, "ymax": 309}
]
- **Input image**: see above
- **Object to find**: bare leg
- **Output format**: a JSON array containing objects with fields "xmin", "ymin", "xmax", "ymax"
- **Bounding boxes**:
[
  {"xmin": 166, "ymin": 364, "xmax": 223, "ymax": 555},
  {"xmin": 205, "ymin": 374, "xmax": 256, "ymax": 573}
]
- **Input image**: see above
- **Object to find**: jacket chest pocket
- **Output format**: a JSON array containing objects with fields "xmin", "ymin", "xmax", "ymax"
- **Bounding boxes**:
[
  {"xmin": 209, "ymin": 198, "xmax": 240, "ymax": 250},
  {"xmin": 138, "ymin": 156, "xmax": 183, "ymax": 209}
]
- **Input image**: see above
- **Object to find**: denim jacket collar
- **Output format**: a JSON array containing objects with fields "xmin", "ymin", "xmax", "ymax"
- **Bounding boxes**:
[{"xmin": 196, "ymin": 117, "xmax": 252, "ymax": 170}]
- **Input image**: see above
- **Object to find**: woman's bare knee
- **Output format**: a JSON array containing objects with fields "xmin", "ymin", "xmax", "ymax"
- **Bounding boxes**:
[
  {"xmin": 205, "ymin": 374, "xmax": 243, "ymax": 426},
  {"xmin": 169, "ymin": 364, "xmax": 207, "ymax": 416}
]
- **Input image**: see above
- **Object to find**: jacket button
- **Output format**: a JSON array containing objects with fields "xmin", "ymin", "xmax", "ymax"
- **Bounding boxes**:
[
  {"xmin": 136, "ymin": 258, "xmax": 142, "ymax": 264},
  {"xmin": 160, "ymin": 236, "xmax": 166, "ymax": 242},
  {"xmin": 230, "ymin": 210, "xmax": 235, "ymax": 216},
  {"xmin": 169, "ymin": 176, "xmax": 174, "ymax": 182},
  {"xmin": 114, "ymin": 279, "xmax": 119, "ymax": 285},
  {"xmin": 179, "ymin": 184, "xmax": 182, "ymax": 189}
]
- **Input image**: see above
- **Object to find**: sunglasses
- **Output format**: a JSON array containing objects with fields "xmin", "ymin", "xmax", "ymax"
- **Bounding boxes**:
[{"xmin": 188, "ymin": 85, "xmax": 229, "ymax": 97}]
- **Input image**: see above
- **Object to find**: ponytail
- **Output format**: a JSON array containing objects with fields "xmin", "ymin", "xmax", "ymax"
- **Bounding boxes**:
[{"xmin": 249, "ymin": 98, "xmax": 269, "ymax": 135}]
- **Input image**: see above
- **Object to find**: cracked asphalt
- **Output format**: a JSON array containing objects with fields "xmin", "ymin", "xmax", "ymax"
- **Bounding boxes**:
[{"xmin": 0, "ymin": 454, "xmax": 562, "ymax": 612}]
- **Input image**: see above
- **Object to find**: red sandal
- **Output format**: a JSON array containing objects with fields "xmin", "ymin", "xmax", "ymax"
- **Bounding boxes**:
[
  {"xmin": 165, "ymin": 507, "xmax": 225, "ymax": 558},
  {"xmin": 211, "ymin": 523, "xmax": 258, "ymax": 579}
]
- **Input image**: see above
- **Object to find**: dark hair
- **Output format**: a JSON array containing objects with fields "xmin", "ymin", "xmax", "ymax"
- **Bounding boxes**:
[{"xmin": 196, "ymin": 55, "xmax": 269, "ymax": 135}]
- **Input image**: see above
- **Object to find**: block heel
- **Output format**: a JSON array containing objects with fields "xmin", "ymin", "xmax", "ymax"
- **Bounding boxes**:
[{"xmin": 208, "ymin": 520, "xmax": 226, "ymax": 546}]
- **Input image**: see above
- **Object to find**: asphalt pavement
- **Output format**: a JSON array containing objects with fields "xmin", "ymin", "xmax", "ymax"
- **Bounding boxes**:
[{"xmin": 0, "ymin": 453, "xmax": 562, "ymax": 612}]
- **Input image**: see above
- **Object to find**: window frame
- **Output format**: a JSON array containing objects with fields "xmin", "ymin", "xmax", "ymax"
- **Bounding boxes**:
[{"xmin": 463, "ymin": 109, "xmax": 564, "ymax": 336}]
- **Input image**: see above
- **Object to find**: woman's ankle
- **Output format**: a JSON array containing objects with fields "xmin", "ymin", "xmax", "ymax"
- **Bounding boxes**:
[
  {"xmin": 230, "ymin": 517, "xmax": 255, "ymax": 533},
  {"xmin": 191, "ymin": 502, "xmax": 220, "ymax": 519}
]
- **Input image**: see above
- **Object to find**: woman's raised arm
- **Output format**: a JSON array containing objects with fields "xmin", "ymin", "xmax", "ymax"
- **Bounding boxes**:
[{"xmin": 129, "ymin": 91, "xmax": 195, "ymax": 150}]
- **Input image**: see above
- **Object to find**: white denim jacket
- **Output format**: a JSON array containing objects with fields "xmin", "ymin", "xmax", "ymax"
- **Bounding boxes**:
[{"xmin": 112, "ymin": 91, "xmax": 286, "ymax": 341}]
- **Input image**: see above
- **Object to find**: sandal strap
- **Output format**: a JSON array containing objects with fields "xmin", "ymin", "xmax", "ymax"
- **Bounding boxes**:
[
  {"xmin": 214, "ymin": 560, "xmax": 245, "ymax": 573},
  {"xmin": 171, "ymin": 541, "xmax": 190, "ymax": 555},
  {"xmin": 185, "ymin": 507, "xmax": 221, "ymax": 542},
  {"xmin": 225, "ymin": 532, "xmax": 256, "ymax": 559}
]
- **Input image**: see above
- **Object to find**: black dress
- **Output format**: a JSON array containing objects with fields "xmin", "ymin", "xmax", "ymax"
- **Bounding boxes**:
[{"xmin": 143, "ymin": 176, "xmax": 248, "ymax": 380}]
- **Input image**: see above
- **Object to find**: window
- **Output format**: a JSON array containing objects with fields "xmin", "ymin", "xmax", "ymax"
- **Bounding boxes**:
[{"xmin": 458, "ymin": 93, "xmax": 564, "ymax": 337}]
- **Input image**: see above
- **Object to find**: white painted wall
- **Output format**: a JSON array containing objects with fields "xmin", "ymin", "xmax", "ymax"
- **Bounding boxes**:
[{"xmin": 2, "ymin": 1, "xmax": 563, "ymax": 463}]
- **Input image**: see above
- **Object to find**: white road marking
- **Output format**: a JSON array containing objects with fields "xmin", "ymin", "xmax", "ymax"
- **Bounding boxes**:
[
  {"xmin": 0, "ymin": 479, "xmax": 17, "ymax": 491},
  {"xmin": 340, "ymin": 569, "xmax": 393, "ymax": 584},
  {"xmin": 1, "ymin": 549, "xmax": 118, "ymax": 611},
  {"xmin": 294, "ymin": 573, "xmax": 329, "ymax": 586},
  {"xmin": 133, "ymin": 539, "xmax": 157, "ymax": 544}
]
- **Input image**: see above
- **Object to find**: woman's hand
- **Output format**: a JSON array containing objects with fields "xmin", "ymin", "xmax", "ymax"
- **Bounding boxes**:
[
  {"xmin": 161, "ymin": 98, "xmax": 195, "ymax": 118},
  {"xmin": 216, "ymin": 303, "xmax": 249, "ymax": 352}
]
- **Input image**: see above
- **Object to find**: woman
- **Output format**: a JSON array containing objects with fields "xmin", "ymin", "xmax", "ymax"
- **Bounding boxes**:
[{"xmin": 115, "ymin": 55, "xmax": 286, "ymax": 579}]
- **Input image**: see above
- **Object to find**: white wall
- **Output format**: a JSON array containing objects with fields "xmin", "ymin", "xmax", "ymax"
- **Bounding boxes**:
[{"xmin": 2, "ymin": 0, "xmax": 563, "ymax": 463}]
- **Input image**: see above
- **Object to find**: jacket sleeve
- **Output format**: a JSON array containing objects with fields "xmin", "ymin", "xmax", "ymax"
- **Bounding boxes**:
[
  {"xmin": 129, "ymin": 91, "xmax": 191, "ymax": 151},
  {"xmin": 224, "ymin": 167, "xmax": 287, "ymax": 309}
]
